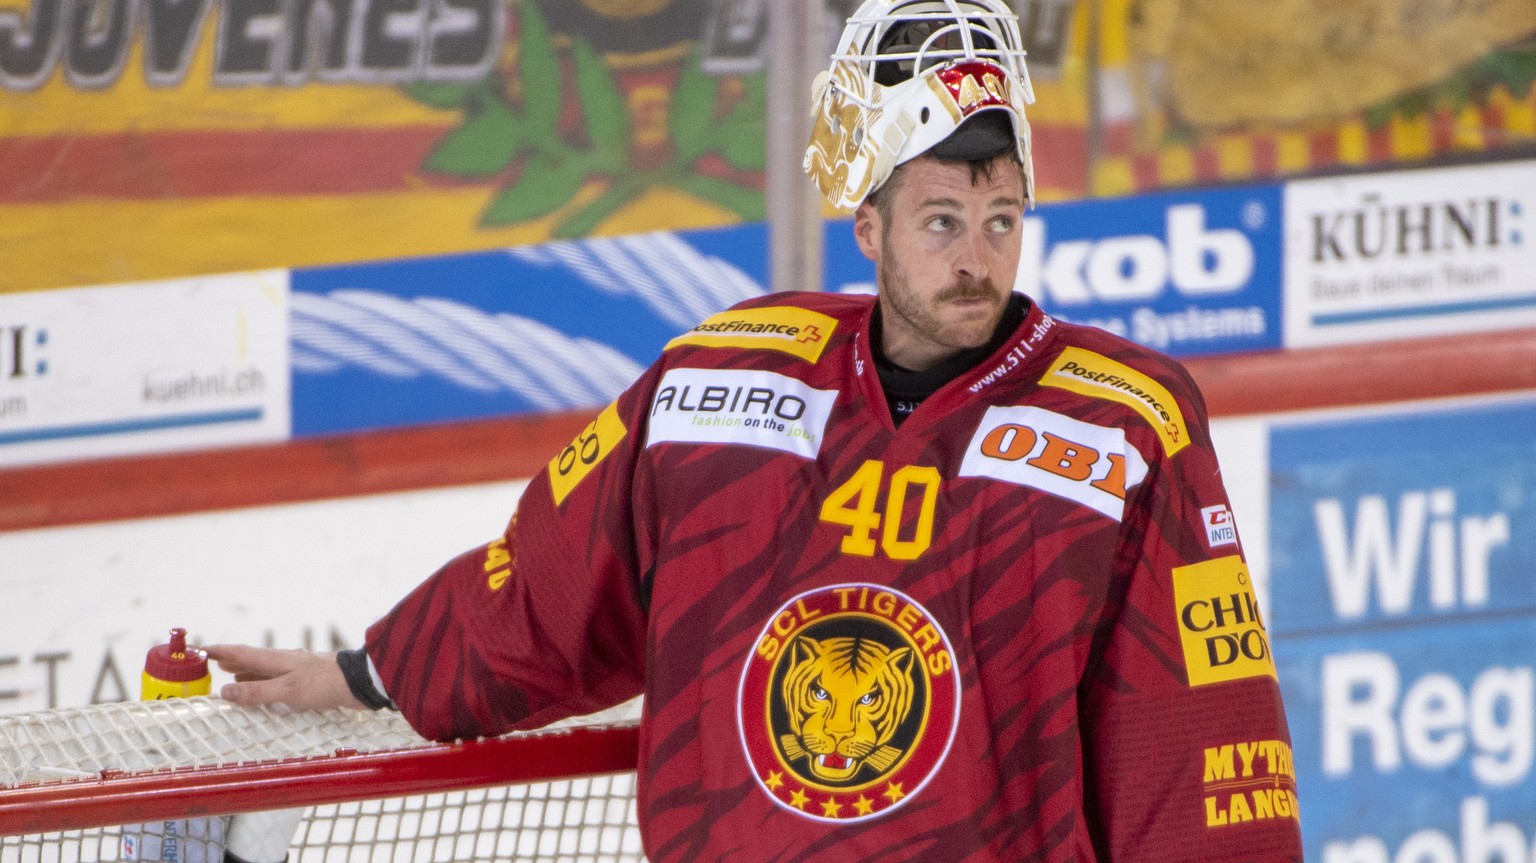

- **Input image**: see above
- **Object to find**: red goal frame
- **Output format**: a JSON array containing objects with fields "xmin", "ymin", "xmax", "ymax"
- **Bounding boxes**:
[{"xmin": 0, "ymin": 721, "xmax": 639, "ymax": 837}]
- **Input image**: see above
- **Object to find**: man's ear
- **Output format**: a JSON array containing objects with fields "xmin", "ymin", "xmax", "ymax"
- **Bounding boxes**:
[{"xmin": 853, "ymin": 200, "xmax": 881, "ymax": 263}]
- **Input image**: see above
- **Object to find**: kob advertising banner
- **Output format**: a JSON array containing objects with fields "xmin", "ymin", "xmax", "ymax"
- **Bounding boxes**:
[{"xmin": 1013, "ymin": 184, "xmax": 1284, "ymax": 357}]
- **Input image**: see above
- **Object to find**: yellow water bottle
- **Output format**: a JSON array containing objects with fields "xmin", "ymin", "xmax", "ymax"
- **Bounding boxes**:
[
  {"xmin": 124, "ymin": 628, "xmax": 223, "ymax": 862},
  {"xmin": 142, "ymin": 627, "xmax": 211, "ymax": 700}
]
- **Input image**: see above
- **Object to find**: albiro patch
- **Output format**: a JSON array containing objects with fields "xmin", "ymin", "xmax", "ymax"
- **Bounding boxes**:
[{"xmin": 647, "ymin": 368, "xmax": 838, "ymax": 459}]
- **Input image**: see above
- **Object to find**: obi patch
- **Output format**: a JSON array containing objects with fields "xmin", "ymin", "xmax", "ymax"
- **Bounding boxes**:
[{"xmin": 959, "ymin": 405, "xmax": 1149, "ymax": 521}]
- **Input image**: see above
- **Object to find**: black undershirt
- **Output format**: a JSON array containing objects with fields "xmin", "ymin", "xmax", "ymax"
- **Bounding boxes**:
[{"xmin": 872, "ymin": 293, "xmax": 1029, "ymax": 426}]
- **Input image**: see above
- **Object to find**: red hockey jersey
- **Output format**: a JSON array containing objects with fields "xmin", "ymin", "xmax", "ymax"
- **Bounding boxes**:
[{"xmin": 367, "ymin": 291, "xmax": 1302, "ymax": 862}]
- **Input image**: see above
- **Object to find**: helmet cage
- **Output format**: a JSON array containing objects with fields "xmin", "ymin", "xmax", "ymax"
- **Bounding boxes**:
[{"xmin": 805, "ymin": 0, "xmax": 1036, "ymax": 212}]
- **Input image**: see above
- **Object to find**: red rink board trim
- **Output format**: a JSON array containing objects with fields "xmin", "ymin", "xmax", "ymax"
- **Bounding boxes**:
[
  {"xmin": 0, "ymin": 722, "xmax": 640, "ymax": 837},
  {"xmin": 1183, "ymin": 327, "xmax": 1536, "ymax": 417},
  {"xmin": 0, "ymin": 329, "xmax": 1533, "ymax": 533},
  {"xmin": 0, "ymin": 127, "xmax": 460, "ymax": 202},
  {"xmin": 0, "ymin": 411, "xmax": 594, "ymax": 532}
]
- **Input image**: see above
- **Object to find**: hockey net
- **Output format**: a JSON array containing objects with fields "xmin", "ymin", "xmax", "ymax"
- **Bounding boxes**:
[{"xmin": 0, "ymin": 697, "xmax": 644, "ymax": 863}]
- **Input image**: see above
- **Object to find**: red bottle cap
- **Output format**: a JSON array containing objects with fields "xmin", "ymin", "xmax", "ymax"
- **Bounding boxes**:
[{"xmin": 143, "ymin": 628, "xmax": 209, "ymax": 683}]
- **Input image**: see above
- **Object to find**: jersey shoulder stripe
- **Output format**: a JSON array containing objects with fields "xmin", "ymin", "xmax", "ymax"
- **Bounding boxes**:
[
  {"xmin": 666, "ymin": 305, "xmax": 840, "ymax": 363},
  {"xmin": 1038, "ymin": 346, "xmax": 1190, "ymax": 456},
  {"xmin": 547, "ymin": 400, "xmax": 629, "ymax": 505}
]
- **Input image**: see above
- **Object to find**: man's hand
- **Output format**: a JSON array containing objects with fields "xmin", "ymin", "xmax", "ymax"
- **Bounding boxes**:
[{"xmin": 204, "ymin": 644, "xmax": 366, "ymax": 711}]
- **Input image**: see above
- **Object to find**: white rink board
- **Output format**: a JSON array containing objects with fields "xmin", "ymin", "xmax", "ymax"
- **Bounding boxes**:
[
  {"xmin": 0, "ymin": 479, "xmax": 649, "ymax": 861},
  {"xmin": 0, "ymin": 480, "xmax": 527, "ymax": 714},
  {"xmin": 0, "ymin": 273, "xmax": 291, "ymax": 469},
  {"xmin": 1283, "ymin": 159, "xmax": 1536, "ymax": 348}
]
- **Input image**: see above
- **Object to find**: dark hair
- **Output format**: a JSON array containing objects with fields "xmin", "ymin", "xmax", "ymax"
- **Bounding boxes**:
[{"xmin": 866, "ymin": 148, "xmax": 1025, "ymax": 225}]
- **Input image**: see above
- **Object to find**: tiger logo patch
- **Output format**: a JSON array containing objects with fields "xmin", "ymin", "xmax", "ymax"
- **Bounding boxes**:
[{"xmin": 737, "ymin": 584, "xmax": 959, "ymax": 822}]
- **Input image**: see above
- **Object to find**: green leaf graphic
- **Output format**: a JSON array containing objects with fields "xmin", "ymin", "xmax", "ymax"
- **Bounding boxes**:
[
  {"xmin": 571, "ymin": 36, "xmax": 632, "ymax": 173},
  {"xmin": 732, "ymin": 72, "xmax": 768, "ymax": 121},
  {"xmin": 404, "ymin": 81, "xmax": 473, "ymax": 110},
  {"xmin": 676, "ymin": 174, "xmax": 764, "ymax": 221},
  {"xmin": 517, "ymin": 0, "xmax": 562, "ymax": 145},
  {"xmin": 719, "ymin": 73, "xmax": 767, "ymax": 169},
  {"xmin": 1400, "ymin": 89, "xmax": 1431, "ymax": 118},
  {"xmin": 1364, "ymin": 102, "xmax": 1395, "ymax": 130},
  {"xmin": 720, "ymin": 123, "xmax": 766, "ymax": 170},
  {"xmin": 426, "ymin": 101, "xmax": 522, "ymax": 176},
  {"xmin": 670, "ymin": 54, "xmax": 719, "ymax": 163},
  {"xmin": 1480, "ymin": 45, "xmax": 1536, "ymax": 93},
  {"xmin": 482, "ymin": 152, "xmax": 591, "ymax": 226},
  {"xmin": 554, "ymin": 178, "xmax": 643, "ymax": 238}
]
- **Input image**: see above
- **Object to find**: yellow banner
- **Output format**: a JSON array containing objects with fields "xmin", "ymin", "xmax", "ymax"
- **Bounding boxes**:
[
  {"xmin": 0, "ymin": 0, "xmax": 764, "ymax": 293},
  {"xmin": 1146, "ymin": 0, "xmax": 1536, "ymax": 127}
]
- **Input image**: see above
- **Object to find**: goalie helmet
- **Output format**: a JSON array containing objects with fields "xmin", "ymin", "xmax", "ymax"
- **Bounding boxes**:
[{"xmin": 804, "ymin": 0, "xmax": 1035, "ymax": 212}]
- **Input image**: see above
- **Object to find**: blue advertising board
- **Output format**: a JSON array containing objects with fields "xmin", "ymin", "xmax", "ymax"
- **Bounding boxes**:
[
  {"xmin": 290, "ymin": 225, "xmax": 769, "ymax": 437},
  {"xmin": 823, "ymin": 183, "xmax": 1286, "ymax": 357},
  {"xmin": 295, "ymin": 182, "xmax": 1286, "ymax": 438},
  {"xmin": 1269, "ymin": 398, "xmax": 1536, "ymax": 862}
]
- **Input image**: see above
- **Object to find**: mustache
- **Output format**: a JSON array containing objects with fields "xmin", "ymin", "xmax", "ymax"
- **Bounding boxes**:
[{"xmin": 935, "ymin": 280, "xmax": 1001, "ymax": 303}]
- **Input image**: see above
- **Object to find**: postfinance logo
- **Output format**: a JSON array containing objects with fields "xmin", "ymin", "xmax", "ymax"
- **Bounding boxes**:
[
  {"xmin": 666, "ymin": 307, "xmax": 838, "ymax": 363},
  {"xmin": 1173, "ymin": 555, "xmax": 1276, "ymax": 687},
  {"xmin": 1039, "ymin": 347, "xmax": 1189, "ymax": 456},
  {"xmin": 738, "ymin": 585, "xmax": 959, "ymax": 823}
]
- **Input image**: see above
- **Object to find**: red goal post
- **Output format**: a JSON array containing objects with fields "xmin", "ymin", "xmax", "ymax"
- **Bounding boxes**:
[{"xmin": 0, "ymin": 697, "xmax": 642, "ymax": 862}]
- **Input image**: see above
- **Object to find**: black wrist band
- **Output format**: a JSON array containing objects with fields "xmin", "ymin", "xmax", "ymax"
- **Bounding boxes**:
[{"xmin": 336, "ymin": 648, "xmax": 394, "ymax": 711}]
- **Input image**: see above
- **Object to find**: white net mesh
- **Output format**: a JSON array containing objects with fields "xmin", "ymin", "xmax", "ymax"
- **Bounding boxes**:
[
  {"xmin": 2, "ymin": 779, "xmax": 642, "ymax": 863},
  {"xmin": 0, "ymin": 698, "xmax": 645, "ymax": 863},
  {"xmin": 0, "ymin": 699, "xmax": 427, "ymax": 785}
]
